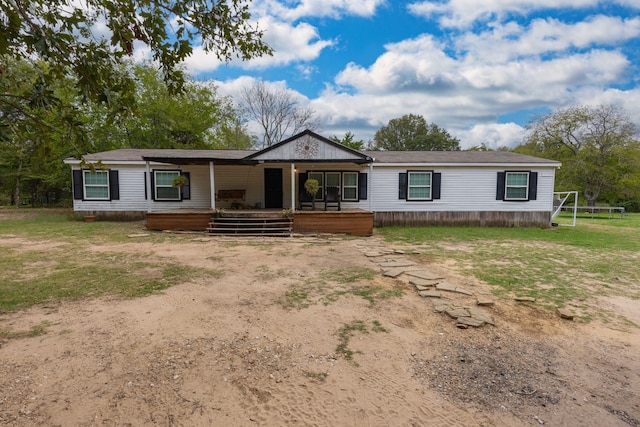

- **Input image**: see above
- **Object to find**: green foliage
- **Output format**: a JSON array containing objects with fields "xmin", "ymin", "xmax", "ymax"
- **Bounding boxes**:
[
  {"xmin": 86, "ymin": 63, "xmax": 252, "ymax": 150},
  {"xmin": 330, "ymin": 132, "xmax": 366, "ymax": 150},
  {"xmin": 373, "ymin": 114, "xmax": 461, "ymax": 151},
  {"xmin": 1, "ymin": 0, "xmax": 271, "ymax": 106},
  {"xmin": 518, "ymin": 104, "xmax": 640, "ymax": 206},
  {"xmin": 304, "ymin": 179, "xmax": 319, "ymax": 197}
]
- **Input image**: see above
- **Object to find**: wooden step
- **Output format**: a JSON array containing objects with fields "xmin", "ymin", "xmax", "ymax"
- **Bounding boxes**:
[{"xmin": 207, "ymin": 216, "xmax": 292, "ymax": 236}]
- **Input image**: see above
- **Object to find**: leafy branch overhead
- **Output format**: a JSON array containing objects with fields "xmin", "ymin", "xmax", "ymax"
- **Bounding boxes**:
[{"xmin": 1, "ymin": 0, "xmax": 272, "ymax": 103}]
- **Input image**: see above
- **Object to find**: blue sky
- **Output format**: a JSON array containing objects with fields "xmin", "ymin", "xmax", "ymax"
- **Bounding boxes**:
[{"xmin": 180, "ymin": 0, "xmax": 640, "ymax": 149}]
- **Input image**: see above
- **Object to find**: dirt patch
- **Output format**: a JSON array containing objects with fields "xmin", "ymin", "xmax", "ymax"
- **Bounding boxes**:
[{"xmin": 0, "ymin": 233, "xmax": 639, "ymax": 426}]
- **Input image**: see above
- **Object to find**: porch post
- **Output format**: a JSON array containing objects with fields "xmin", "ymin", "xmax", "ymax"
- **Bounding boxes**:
[
  {"xmin": 368, "ymin": 163, "xmax": 373, "ymax": 212},
  {"xmin": 291, "ymin": 163, "xmax": 296, "ymax": 211},
  {"xmin": 209, "ymin": 161, "xmax": 216, "ymax": 209},
  {"xmin": 146, "ymin": 161, "xmax": 152, "ymax": 213}
]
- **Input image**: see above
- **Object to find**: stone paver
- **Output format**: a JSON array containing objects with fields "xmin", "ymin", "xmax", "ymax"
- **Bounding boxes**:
[
  {"xmin": 358, "ymin": 237, "xmax": 496, "ymax": 329},
  {"xmin": 418, "ymin": 290, "xmax": 441, "ymax": 298},
  {"xmin": 382, "ymin": 267, "xmax": 406, "ymax": 278},
  {"xmin": 380, "ymin": 261, "xmax": 417, "ymax": 268}
]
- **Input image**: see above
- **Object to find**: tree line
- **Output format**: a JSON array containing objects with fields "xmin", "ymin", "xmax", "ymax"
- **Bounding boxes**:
[{"xmin": 1, "ymin": 0, "xmax": 638, "ymax": 210}]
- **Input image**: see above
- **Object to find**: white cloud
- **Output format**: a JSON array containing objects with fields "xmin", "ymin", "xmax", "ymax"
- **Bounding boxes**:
[
  {"xmin": 455, "ymin": 123, "xmax": 526, "ymax": 149},
  {"xmin": 181, "ymin": 16, "xmax": 333, "ymax": 74},
  {"xmin": 252, "ymin": 0, "xmax": 385, "ymax": 21},
  {"xmin": 457, "ymin": 15, "xmax": 640, "ymax": 62},
  {"xmin": 408, "ymin": 0, "xmax": 599, "ymax": 28}
]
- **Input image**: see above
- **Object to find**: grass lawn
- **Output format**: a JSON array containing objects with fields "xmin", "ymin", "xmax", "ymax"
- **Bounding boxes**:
[
  {"xmin": 0, "ymin": 208, "xmax": 214, "ymax": 314},
  {"xmin": 378, "ymin": 213, "xmax": 640, "ymax": 321}
]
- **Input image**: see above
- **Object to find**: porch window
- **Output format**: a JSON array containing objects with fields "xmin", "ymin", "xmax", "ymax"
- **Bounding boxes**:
[
  {"xmin": 154, "ymin": 170, "xmax": 181, "ymax": 201},
  {"xmin": 408, "ymin": 171, "xmax": 432, "ymax": 200},
  {"xmin": 308, "ymin": 171, "xmax": 324, "ymax": 201},
  {"xmin": 505, "ymin": 172, "xmax": 529, "ymax": 200},
  {"xmin": 342, "ymin": 172, "xmax": 358, "ymax": 201},
  {"xmin": 83, "ymin": 170, "xmax": 109, "ymax": 200}
]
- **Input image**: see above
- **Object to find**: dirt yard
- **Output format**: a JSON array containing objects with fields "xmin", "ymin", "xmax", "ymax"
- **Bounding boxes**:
[{"xmin": 0, "ymin": 232, "xmax": 639, "ymax": 426}]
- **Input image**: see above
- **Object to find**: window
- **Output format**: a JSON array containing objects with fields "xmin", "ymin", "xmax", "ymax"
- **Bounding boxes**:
[
  {"xmin": 505, "ymin": 172, "xmax": 529, "ymax": 200},
  {"xmin": 408, "ymin": 171, "xmax": 432, "ymax": 200},
  {"xmin": 308, "ymin": 171, "xmax": 324, "ymax": 201},
  {"xmin": 83, "ymin": 170, "xmax": 109, "ymax": 200},
  {"xmin": 154, "ymin": 170, "xmax": 181, "ymax": 201},
  {"xmin": 342, "ymin": 172, "xmax": 358, "ymax": 201}
]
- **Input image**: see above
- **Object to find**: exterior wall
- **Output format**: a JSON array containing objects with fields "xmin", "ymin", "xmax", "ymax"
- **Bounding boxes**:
[
  {"xmin": 370, "ymin": 165, "xmax": 556, "ymax": 212},
  {"xmin": 71, "ymin": 164, "xmax": 212, "ymax": 213}
]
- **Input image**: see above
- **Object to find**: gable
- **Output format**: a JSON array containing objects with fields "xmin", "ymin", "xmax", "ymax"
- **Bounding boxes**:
[{"xmin": 247, "ymin": 130, "xmax": 371, "ymax": 163}]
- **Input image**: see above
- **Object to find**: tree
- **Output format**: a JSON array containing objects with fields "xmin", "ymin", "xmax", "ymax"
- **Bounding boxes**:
[
  {"xmin": 85, "ymin": 63, "xmax": 252, "ymax": 150},
  {"xmin": 330, "ymin": 132, "xmax": 366, "ymax": 150},
  {"xmin": 240, "ymin": 80, "xmax": 320, "ymax": 148},
  {"xmin": 0, "ymin": 57, "xmax": 82, "ymax": 207},
  {"xmin": 1, "ymin": 0, "xmax": 271, "ymax": 107},
  {"xmin": 373, "ymin": 114, "xmax": 460, "ymax": 151},
  {"xmin": 519, "ymin": 104, "xmax": 640, "ymax": 207}
]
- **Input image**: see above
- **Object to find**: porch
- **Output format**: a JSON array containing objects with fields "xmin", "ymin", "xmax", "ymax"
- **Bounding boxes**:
[{"xmin": 145, "ymin": 208, "xmax": 374, "ymax": 236}]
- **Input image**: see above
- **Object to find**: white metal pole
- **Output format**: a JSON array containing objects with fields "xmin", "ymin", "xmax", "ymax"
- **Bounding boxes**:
[
  {"xmin": 291, "ymin": 163, "xmax": 296, "ymax": 212},
  {"xmin": 209, "ymin": 161, "xmax": 216, "ymax": 210},
  {"xmin": 145, "ymin": 161, "xmax": 152, "ymax": 213}
]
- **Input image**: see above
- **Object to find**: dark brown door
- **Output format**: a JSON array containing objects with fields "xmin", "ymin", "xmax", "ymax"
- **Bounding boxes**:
[{"xmin": 264, "ymin": 168, "xmax": 283, "ymax": 209}]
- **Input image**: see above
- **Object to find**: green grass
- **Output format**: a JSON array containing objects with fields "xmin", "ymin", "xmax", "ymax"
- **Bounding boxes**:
[
  {"xmin": 0, "ymin": 208, "xmax": 219, "ymax": 313},
  {"xmin": 335, "ymin": 319, "xmax": 388, "ymax": 365},
  {"xmin": 378, "ymin": 213, "xmax": 640, "ymax": 316}
]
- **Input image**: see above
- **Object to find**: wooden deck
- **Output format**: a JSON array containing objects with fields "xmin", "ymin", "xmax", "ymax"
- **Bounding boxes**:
[{"xmin": 145, "ymin": 209, "xmax": 374, "ymax": 236}]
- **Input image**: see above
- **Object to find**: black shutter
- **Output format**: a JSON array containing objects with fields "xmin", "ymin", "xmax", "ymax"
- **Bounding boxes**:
[
  {"xmin": 496, "ymin": 172, "xmax": 506, "ymax": 200},
  {"xmin": 298, "ymin": 172, "xmax": 308, "ymax": 195},
  {"xmin": 358, "ymin": 172, "xmax": 368, "ymax": 200},
  {"xmin": 72, "ymin": 170, "xmax": 83, "ymax": 200},
  {"xmin": 109, "ymin": 170, "xmax": 119, "ymax": 200},
  {"xmin": 432, "ymin": 172, "xmax": 441, "ymax": 200},
  {"xmin": 150, "ymin": 171, "xmax": 155, "ymax": 200},
  {"xmin": 180, "ymin": 171, "xmax": 191, "ymax": 200},
  {"xmin": 144, "ymin": 172, "xmax": 147, "ymax": 200},
  {"xmin": 399, "ymin": 172, "xmax": 407, "ymax": 199},
  {"xmin": 528, "ymin": 172, "xmax": 538, "ymax": 200}
]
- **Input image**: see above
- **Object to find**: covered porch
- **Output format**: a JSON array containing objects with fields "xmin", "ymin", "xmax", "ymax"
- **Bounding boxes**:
[{"xmin": 145, "ymin": 208, "xmax": 373, "ymax": 236}]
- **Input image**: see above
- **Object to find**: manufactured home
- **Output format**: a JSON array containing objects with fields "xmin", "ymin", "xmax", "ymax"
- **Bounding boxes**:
[{"xmin": 64, "ymin": 130, "xmax": 561, "ymax": 236}]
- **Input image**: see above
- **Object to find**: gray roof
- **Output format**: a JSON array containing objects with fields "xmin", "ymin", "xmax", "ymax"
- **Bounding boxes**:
[
  {"xmin": 78, "ymin": 148, "xmax": 256, "ymax": 162},
  {"xmin": 68, "ymin": 147, "xmax": 559, "ymax": 166},
  {"xmin": 363, "ymin": 150, "xmax": 560, "ymax": 165}
]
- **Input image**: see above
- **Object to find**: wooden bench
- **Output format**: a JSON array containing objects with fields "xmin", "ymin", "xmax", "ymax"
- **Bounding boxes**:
[{"xmin": 216, "ymin": 189, "xmax": 246, "ymax": 202}]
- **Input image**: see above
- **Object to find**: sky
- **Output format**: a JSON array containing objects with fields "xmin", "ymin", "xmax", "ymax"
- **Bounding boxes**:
[{"xmin": 181, "ymin": 0, "xmax": 640, "ymax": 149}]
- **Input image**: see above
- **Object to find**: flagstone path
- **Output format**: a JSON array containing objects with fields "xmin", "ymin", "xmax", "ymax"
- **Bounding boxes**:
[{"xmin": 355, "ymin": 238, "xmax": 496, "ymax": 328}]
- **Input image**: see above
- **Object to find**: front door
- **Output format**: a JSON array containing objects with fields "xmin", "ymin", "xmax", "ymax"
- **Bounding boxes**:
[{"xmin": 264, "ymin": 168, "xmax": 283, "ymax": 209}]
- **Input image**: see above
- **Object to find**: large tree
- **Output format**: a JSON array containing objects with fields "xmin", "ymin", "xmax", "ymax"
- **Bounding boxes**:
[
  {"xmin": 518, "ymin": 104, "xmax": 640, "ymax": 207},
  {"xmin": 240, "ymin": 80, "xmax": 320, "ymax": 148},
  {"xmin": 0, "ymin": 57, "xmax": 81, "ymax": 207},
  {"xmin": 373, "ymin": 114, "xmax": 460, "ymax": 151},
  {"xmin": 1, "ymin": 0, "xmax": 271, "ymax": 106},
  {"xmin": 85, "ymin": 63, "xmax": 253, "ymax": 150}
]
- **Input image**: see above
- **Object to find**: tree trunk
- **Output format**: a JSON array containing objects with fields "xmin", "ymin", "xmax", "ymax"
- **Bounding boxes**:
[{"xmin": 14, "ymin": 158, "xmax": 22, "ymax": 208}]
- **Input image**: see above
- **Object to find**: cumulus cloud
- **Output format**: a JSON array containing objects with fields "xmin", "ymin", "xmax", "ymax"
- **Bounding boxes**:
[
  {"xmin": 408, "ymin": 0, "xmax": 600, "ymax": 28},
  {"xmin": 181, "ymin": 16, "xmax": 334, "ymax": 74},
  {"xmin": 456, "ymin": 15, "xmax": 640, "ymax": 62},
  {"xmin": 252, "ymin": 0, "xmax": 385, "ymax": 21}
]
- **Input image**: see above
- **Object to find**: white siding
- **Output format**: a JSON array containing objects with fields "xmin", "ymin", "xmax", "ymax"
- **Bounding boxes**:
[
  {"xmin": 72, "ymin": 164, "xmax": 213, "ymax": 212},
  {"xmin": 253, "ymin": 134, "xmax": 363, "ymax": 161},
  {"xmin": 370, "ymin": 165, "xmax": 556, "ymax": 212}
]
